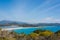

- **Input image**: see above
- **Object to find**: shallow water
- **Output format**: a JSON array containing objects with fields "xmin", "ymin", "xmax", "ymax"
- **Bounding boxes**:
[
  {"xmin": 0, "ymin": 26, "xmax": 60, "ymax": 34},
  {"xmin": 13, "ymin": 26, "xmax": 60, "ymax": 34}
]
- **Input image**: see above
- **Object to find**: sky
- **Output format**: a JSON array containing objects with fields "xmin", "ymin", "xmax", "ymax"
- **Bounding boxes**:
[{"xmin": 0, "ymin": 0, "xmax": 60, "ymax": 23}]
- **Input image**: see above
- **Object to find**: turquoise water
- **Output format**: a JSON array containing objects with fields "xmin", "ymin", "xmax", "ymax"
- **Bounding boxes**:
[
  {"xmin": 14, "ymin": 26, "xmax": 60, "ymax": 34},
  {"xmin": 14, "ymin": 27, "xmax": 37, "ymax": 34}
]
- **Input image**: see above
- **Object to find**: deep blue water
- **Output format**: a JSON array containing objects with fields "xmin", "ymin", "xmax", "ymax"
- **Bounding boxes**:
[{"xmin": 13, "ymin": 26, "xmax": 60, "ymax": 34}]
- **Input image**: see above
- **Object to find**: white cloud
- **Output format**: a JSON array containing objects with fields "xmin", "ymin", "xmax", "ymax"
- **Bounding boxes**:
[
  {"xmin": 40, "ymin": 17, "xmax": 60, "ymax": 23},
  {"xmin": 30, "ymin": 0, "xmax": 51, "ymax": 14},
  {"xmin": 22, "ymin": 17, "xmax": 60, "ymax": 23}
]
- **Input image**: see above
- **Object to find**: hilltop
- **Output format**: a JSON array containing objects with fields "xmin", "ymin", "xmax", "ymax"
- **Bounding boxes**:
[{"xmin": 0, "ymin": 20, "xmax": 60, "ymax": 27}]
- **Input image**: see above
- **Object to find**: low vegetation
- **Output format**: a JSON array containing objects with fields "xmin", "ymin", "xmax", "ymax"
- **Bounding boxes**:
[{"xmin": 0, "ymin": 28, "xmax": 60, "ymax": 40}]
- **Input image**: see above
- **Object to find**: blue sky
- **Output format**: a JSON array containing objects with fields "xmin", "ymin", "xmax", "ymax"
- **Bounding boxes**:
[{"xmin": 0, "ymin": 0, "xmax": 60, "ymax": 23}]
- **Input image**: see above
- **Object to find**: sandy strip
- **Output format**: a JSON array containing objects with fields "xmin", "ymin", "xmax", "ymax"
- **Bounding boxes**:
[{"xmin": 2, "ymin": 27, "xmax": 42, "ymax": 31}]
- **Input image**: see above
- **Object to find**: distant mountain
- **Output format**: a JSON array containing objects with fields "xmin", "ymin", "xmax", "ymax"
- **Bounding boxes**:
[
  {"xmin": 0, "ymin": 20, "xmax": 60, "ymax": 27},
  {"xmin": 0, "ymin": 20, "xmax": 28, "ymax": 25},
  {"xmin": 36, "ymin": 23, "xmax": 60, "ymax": 26},
  {"xmin": 0, "ymin": 20, "xmax": 13, "ymax": 24}
]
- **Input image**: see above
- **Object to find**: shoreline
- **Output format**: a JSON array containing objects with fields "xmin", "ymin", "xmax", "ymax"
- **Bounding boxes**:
[{"xmin": 1, "ymin": 27, "xmax": 42, "ymax": 31}]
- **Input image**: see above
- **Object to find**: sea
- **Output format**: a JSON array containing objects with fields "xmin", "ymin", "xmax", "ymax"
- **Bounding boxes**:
[{"xmin": 0, "ymin": 26, "xmax": 60, "ymax": 34}]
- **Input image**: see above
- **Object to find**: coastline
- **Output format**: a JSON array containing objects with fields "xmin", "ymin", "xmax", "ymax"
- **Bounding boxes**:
[{"xmin": 1, "ymin": 27, "xmax": 42, "ymax": 31}]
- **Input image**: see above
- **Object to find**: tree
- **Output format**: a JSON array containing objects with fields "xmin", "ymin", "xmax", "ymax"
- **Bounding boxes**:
[
  {"xmin": 29, "ymin": 32, "xmax": 39, "ymax": 38},
  {"xmin": 40, "ymin": 30, "xmax": 53, "ymax": 37},
  {"xmin": 55, "ymin": 30, "xmax": 60, "ymax": 36},
  {"xmin": 33, "ymin": 29, "xmax": 45, "ymax": 34}
]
